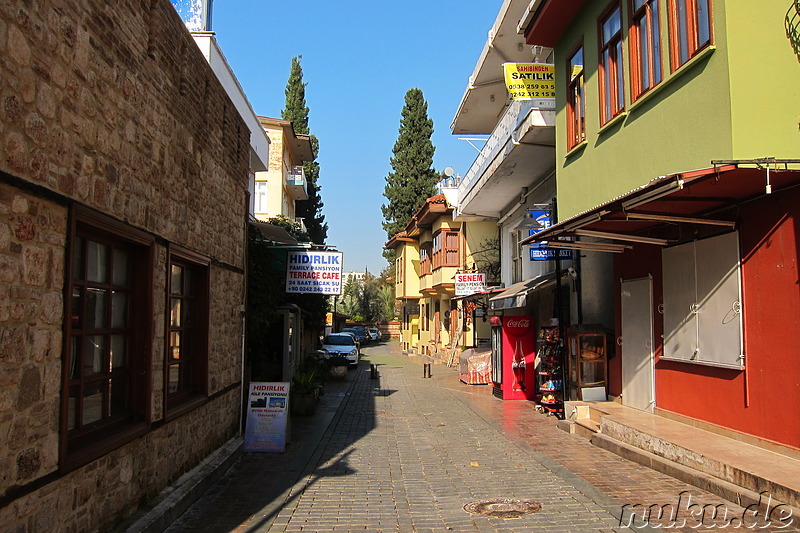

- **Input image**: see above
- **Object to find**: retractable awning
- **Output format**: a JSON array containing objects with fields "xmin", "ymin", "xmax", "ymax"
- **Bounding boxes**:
[
  {"xmin": 520, "ymin": 160, "xmax": 800, "ymax": 251},
  {"xmin": 250, "ymin": 221, "xmax": 298, "ymax": 245},
  {"xmin": 489, "ymin": 271, "xmax": 572, "ymax": 310}
]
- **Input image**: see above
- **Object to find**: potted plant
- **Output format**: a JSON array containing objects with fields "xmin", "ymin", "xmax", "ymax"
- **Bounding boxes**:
[
  {"xmin": 326, "ymin": 355, "xmax": 350, "ymax": 380},
  {"xmin": 290, "ymin": 368, "xmax": 322, "ymax": 416}
]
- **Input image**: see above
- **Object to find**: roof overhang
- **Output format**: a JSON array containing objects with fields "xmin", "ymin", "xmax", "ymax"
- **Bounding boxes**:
[
  {"xmin": 521, "ymin": 160, "xmax": 800, "ymax": 251},
  {"xmin": 385, "ymin": 232, "xmax": 415, "ymax": 249},
  {"xmin": 452, "ymin": 0, "xmax": 551, "ymax": 135},
  {"xmin": 523, "ymin": 0, "xmax": 586, "ymax": 47},
  {"xmin": 258, "ymin": 116, "xmax": 314, "ymax": 162}
]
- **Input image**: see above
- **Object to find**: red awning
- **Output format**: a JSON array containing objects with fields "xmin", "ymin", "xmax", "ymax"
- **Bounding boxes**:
[{"xmin": 521, "ymin": 160, "xmax": 800, "ymax": 251}]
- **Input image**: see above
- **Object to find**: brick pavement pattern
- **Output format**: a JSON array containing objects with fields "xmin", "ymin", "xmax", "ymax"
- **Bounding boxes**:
[{"xmin": 166, "ymin": 343, "xmax": 798, "ymax": 532}]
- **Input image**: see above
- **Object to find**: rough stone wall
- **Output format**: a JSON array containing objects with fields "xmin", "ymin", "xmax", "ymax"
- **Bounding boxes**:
[
  {"xmin": 0, "ymin": 0, "xmax": 248, "ymax": 267},
  {"xmin": 0, "ymin": 388, "xmax": 240, "ymax": 532},
  {"xmin": 0, "ymin": 0, "xmax": 248, "ymax": 530},
  {"xmin": 0, "ymin": 185, "xmax": 66, "ymax": 500}
]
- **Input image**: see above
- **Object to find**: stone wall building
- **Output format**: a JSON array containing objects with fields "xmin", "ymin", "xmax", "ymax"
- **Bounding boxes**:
[{"xmin": 0, "ymin": 0, "xmax": 248, "ymax": 530}]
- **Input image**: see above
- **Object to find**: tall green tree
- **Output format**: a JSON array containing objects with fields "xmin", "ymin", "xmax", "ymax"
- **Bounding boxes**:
[
  {"xmin": 381, "ymin": 88, "xmax": 438, "ymax": 261},
  {"xmin": 282, "ymin": 56, "xmax": 327, "ymax": 245}
]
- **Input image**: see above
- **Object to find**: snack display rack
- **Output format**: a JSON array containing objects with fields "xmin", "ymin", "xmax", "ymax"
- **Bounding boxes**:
[
  {"xmin": 535, "ymin": 325, "xmax": 563, "ymax": 415},
  {"xmin": 567, "ymin": 324, "xmax": 608, "ymax": 401}
]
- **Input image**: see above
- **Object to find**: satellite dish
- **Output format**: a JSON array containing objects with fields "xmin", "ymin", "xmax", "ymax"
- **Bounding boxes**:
[{"xmin": 443, "ymin": 167, "xmax": 455, "ymax": 177}]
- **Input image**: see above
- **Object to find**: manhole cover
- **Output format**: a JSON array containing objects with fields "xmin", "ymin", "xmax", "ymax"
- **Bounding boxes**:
[{"xmin": 464, "ymin": 498, "xmax": 542, "ymax": 519}]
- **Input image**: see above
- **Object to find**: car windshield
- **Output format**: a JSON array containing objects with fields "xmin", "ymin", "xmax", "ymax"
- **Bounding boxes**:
[{"xmin": 324, "ymin": 335, "xmax": 354, "ymax": 346}]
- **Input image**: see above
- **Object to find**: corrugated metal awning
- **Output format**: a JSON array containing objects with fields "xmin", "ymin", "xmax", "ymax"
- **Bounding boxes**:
[
  {"xmin": 489, "ymin": 271, "xmax": 564, "ymax": 310},
  {"xmin": 250, "ymin": 221, "xmax": 298, "ymax": 245}
]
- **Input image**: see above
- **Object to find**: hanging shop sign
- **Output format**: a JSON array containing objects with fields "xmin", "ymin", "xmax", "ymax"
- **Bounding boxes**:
[
  {"xmin": 503, "ymin": 63, "xmax": 556, "ymax": 107},
  {"xmin": 286, "ymin": 251, "xmax": 344, "ymax": 294},
  {"xmin": 527, "ymin": 210, "xmax": 572, "ymax": 261},
  {"xmin": 243, "ymin": 382, "xmax": 289, "ymax": 452},
  {"xmin": 455, "ymin": 272, "xmax": 487, "ymax": 296}
]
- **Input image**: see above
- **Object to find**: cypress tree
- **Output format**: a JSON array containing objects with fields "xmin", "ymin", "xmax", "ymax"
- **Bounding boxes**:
[
  {"xmin": 282, "ymin": 56, "xmax": 327, "ymax": 245},
  {"xmin": 381, "ymin": 88, "xmax": 438, "ymax": 261}
]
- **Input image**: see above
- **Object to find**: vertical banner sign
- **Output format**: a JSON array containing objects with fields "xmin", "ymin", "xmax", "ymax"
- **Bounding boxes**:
[
  {"xmin": 503, "ymin": 63, "xmax": 556, "ymax": 108},
  {"xmin": 455, "ymin": 273, "xmax": 487, "ymax": 296},
  {"xmin": 528, "ymin": 210, "xmax": 573, "ymax": 261},
  {"xmin": 244, "ymin": 382, "xmax": 289, "ymax": 452},
  {"xmin": 286, "ymin": 251, "xmax": 344, "ymax": 294}
]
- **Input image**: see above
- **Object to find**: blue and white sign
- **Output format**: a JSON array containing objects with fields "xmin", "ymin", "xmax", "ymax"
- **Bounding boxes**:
[
  {"xmin": 527, "ymin": 210, "xmax": 572, "ymax": 261},
  {"xmin": 286, "ymin": 251, "xmax": 344, "ymax": 294},
  {"xmin": 171, "ymin": 0, "xmax": 213, "ymax": 32},
  {"xmin": 244, "ymin": 382, "xmax": 289, "ymax": 453}
]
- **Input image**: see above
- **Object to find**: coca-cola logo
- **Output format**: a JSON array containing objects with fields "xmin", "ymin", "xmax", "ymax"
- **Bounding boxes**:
[
  {"xmin": 506, "ymin": 319, "xmax": 531, "ymax": 329},
  {"xmin": 503, "ymin": 316, "xmax": 533, "ymax": 337}
]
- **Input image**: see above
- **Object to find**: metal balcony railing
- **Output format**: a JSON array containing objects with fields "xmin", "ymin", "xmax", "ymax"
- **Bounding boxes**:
[
  {"xmin": 287, "ymin": 165, "xmax": 306, "ymax": 186},
  {"xmin": 458, "ymin": 99, "xmax": 541, "ymax": 201}
]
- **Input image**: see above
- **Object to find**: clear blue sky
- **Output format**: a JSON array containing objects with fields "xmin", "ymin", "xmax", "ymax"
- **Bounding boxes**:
[{"xmin": 211, "ymin": 1, "xmax": 501, "ymax": 275}]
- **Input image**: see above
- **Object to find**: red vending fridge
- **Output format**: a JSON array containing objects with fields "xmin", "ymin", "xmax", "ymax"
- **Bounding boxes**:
[{"xmin": 491, "ymin": 316, "xmax": 536, "ymax": 400}]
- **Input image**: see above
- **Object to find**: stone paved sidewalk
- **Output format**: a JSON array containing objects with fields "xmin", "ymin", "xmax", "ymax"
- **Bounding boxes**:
[{"xmin": 164, "ymin": 343, "xmax": 798, "ymax": 532}]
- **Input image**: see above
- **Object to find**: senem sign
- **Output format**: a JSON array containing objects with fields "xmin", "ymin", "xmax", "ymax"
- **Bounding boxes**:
[
  {"xmin": 285, "ymin": 251, "xmax": 344, "ymax": 294},
  {"xmin": 455, "ymin": 273, "xmax": 486, "ymax": 296}
]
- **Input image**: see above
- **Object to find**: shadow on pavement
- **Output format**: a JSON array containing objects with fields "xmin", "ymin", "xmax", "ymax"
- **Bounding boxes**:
[{"xmin": 164, "ymin": 348, "xmax": 385, "ymax": 532}]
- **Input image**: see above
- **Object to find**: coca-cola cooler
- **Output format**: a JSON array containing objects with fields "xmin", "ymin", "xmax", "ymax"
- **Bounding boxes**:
[{"xmin": 491, "ymin": 316, "xmax": 536, "ymax": 400}]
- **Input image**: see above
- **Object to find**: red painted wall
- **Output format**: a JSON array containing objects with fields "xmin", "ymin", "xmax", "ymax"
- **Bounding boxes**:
[
  {"xmin": 614, "ymin": 190, "xmax": 800, "ymax": 449},
  {"xmin": 496, "ymin": 316, "xmax": 537, "ymax": 400}
]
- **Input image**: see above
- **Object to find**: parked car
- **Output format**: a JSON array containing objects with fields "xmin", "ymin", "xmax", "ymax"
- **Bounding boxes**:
[
  {"xmin": 369, "ymin": 327, "xmax": 381, "ymax": 342},
  {"xmin": 321, "ymin": 333, "xmax": 360, "ymax": 367},
  {"xmin": 342, "ymin": 326, "xmax": 369, "ymax": 345},
  {"xmin": 340, "ymin": 328, "xmax": 358, "ymax": 343}
]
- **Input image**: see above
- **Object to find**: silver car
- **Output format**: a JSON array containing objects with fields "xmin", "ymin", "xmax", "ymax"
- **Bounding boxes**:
[{"xmin": 321, "ymin": 333, "xmax": 359, "ymax": 367}]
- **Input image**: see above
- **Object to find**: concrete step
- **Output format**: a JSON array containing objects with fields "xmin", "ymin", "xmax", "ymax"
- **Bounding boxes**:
[
  {"xmin": 591, "ymin": 432, "xmax": 800, "ymax": 519},
  {"xmin": 574, "ymin": 418, "xmax": 601, "ymax": 439},
  {"xmin": 598, "ymin": 416, "xmax": 800, "ymax": 511}
]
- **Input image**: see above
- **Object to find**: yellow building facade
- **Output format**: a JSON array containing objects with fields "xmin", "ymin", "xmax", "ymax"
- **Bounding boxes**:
[
  {"xmin": 387, "ymin": 194, "xmax": 497, "ymax": 360},
  {"xmin": 253, "ymin": 117, "xmax": 313, "ymax": 227}
]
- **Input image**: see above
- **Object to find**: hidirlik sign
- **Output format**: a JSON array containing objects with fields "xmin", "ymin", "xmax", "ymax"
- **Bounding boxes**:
[{"xmin": 285, "ymin": 251, "xmax": 344, "ymax": 294}]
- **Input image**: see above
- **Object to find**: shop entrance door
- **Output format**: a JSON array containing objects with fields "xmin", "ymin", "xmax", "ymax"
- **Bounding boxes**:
[{"xmin": 620, "ymin": 277, "xmax": 655, "ymax": 412}]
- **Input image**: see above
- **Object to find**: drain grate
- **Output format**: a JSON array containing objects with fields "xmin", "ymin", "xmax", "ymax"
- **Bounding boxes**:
[{"xmin": 464, "ymin": 498, "xmax": 542, "ymax": 519}]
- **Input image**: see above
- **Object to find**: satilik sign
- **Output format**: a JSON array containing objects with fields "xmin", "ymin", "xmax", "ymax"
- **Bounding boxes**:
[
  {"xmin": 503, "ymin": 63, "xmax": 555, "ymax": 108},
  {"xmin": 286, "ymin": 251, "xmax": 344, "ymax": 295}
]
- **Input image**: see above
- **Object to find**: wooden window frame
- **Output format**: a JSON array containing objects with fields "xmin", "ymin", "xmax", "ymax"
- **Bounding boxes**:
[
  {"xmin": 443, "ymin": 230, "xmax": 460, "ymax": 268},
  {"xmin": 432, "ymin": 229, "xmax": 460, "ymax": 270},
  {"xmin": 61, "ymin": 205, "xmax": 154, "ymax": 472},
  {"xmin": 420, "ymin": 242, "xmax": 432, "ymax": 276},
  {"xmin": 165, "ymin": 245, "xmax": 210, "ymax": 418},
  {"xmin": 629, "ymin": 0, "xmax": 663, "ymax": 100},
  {"xmin": 253, "ymin": 180, "xmax": 268, "ymax": 215},
  {"xmin": 667, "ymin": 0, "xmax": 712, "ymax": 71},
  {"xmin": 395, "ymin": 255, "xmax": 403, "ymax": 285},
  {"xmin": 566, "ymin": 42, "xmax": 586, "ymax": 149},
  {"xmin": 598, "ymin": 2, "xmax": 626, "ymax": 125}
]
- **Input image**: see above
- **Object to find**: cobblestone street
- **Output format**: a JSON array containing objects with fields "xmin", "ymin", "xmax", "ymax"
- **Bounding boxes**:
[{"xmin": 164, "ymin": 343, "xmax": 798, "ymax": 532}]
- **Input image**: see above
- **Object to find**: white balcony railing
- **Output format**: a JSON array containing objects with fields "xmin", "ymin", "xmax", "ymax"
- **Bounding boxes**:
[{"xmin": 458, "ymin": 99, "xmax": 540, "ymax": 201}]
